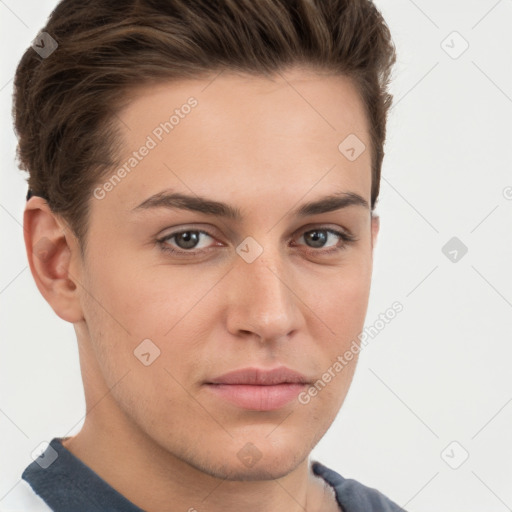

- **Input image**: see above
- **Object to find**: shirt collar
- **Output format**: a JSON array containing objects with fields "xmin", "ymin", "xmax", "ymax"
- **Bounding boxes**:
[{"xmin": 22, "ymin": 437, "xmax": 145, "ymax": 512}]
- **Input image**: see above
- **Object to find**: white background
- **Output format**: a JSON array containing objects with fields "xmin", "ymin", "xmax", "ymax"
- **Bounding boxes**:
[{"xmin": 1, "ymin": 1, "xmax": 511, "ymax": 510}]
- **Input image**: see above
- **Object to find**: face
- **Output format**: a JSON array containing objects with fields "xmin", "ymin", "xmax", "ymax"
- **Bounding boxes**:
[{"xmin": 71, "ymin": 67, "xmax": 378, "ymax": 480}]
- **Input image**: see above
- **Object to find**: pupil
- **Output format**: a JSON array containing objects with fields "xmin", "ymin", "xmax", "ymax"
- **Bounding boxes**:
[
  {"xmin": 307, "ymin": 230, "xmax": 326, "ymax": 248},
  {"xmin": 177, "ymin": 231, "xmax": 198, "ymax": 249}
]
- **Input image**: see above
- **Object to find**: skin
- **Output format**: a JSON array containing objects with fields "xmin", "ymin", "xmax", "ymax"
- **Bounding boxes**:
[{"xmin": 24, "ymin": 67, "xmax": 379, "ymax": 512}]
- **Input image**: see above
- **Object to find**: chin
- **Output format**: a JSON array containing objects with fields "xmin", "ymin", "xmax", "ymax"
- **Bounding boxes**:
[
  {"xmin": 201, "ymin": 457, "xmax": 305, "ymax": 482},
  {"xmin": 189, "ymin": 437, "xmax": 311, "ymax": 482}
]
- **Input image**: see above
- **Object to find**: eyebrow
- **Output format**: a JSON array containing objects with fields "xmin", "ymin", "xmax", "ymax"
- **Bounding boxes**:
[{"xmin": 132, "ymin": 189, "xmax": 369, "ymax": 220}]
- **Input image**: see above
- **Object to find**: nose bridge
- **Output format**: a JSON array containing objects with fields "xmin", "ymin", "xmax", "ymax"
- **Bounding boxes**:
[{"xmin": 227, "ymin": 239, "xmax": 301, "ymax": 340}]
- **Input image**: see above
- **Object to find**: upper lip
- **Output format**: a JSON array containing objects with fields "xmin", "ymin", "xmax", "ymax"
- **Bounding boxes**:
[{"xmin": 206, "ymin": 366, "xmax": 310, "ymax": 386}]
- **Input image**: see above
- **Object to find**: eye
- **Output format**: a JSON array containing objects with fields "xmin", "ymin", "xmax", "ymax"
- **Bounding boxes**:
[
  {"xmin": 156, "ymin": 226, "xmax": 357, "ymax": 257},
  {"xmin": 157, "ymin": 229, "xmax": 216, "ymax": 256},
  {"xmin": 293, "ymin": 227, "xmax": 357, "ymax": 255}
]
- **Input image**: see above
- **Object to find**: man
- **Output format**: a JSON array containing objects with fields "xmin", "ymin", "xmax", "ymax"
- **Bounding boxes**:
[{"xmin": 4, "ymin": 0, "xmax": 402, "ymax": 510}]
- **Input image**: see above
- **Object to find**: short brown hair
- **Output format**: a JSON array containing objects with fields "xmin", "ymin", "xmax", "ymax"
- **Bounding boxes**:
[{"xmin": 13, "ymin": 0, "xmax": 396, "ymax": 253}]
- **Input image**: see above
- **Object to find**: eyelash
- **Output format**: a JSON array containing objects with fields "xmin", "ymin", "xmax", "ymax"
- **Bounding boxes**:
[{"xmin": 156, "ymin": 227, "xmax": 358, "ymax": 258}]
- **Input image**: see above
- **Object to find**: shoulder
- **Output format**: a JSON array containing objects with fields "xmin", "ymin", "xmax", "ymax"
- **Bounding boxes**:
[
  {"xmin": 312, "ymin": 461, "xmax": 406, "ymax": 512},
  {"xmin": 0, "ymin": 479, "xmax": 53, "ymax": 512}
]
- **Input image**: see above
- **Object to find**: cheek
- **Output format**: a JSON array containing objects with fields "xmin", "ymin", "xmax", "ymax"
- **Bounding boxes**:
[
  {"xmin": 302, "ymin": 256, "xmax": 372, "ymax": 410},
  {"xmin": 81, "ymin": 254, "xmax": 208, "ymax": 379},
  {"xmin": 312, "ymin": 257, "xmax": 373, "ymax": 334},
  {"xmin": 85, "ymin": 251, "xmax": 193, "ymax": 338}
]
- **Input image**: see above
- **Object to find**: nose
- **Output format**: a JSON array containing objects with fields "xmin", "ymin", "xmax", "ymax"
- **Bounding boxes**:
[{"xmin": 225, "ymin": 245, "xmax": 304, "ymax": 343}]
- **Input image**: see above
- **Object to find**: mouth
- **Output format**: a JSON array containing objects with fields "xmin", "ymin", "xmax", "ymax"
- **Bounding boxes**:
[{"xmin": 204, "ymin": 366, "xmax": 311, "ymax": 411}]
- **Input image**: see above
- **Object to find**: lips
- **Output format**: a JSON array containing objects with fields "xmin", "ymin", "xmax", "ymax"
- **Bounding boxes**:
[
  {"xmin": 207, "ymin": 366, "xmax": 310, "ymax": 386},
  {"xmin": 204, "ymin": 366, "xmax": 310, "ymax": 411}
]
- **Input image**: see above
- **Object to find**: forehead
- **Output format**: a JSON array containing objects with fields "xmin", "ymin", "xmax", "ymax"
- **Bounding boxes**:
[{"xmin": 97, "ymin": 68, "xmax": 372, "ymax": 216}]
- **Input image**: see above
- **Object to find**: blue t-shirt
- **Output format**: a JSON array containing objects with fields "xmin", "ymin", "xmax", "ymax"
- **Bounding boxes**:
[{"xmin": 2, "ymin": 437, "xmax": 406, "ymax": 511}]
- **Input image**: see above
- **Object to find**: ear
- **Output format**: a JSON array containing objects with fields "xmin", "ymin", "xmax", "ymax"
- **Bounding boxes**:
[
  {"xmin": 23, "ymin": 196, "xmax": 84, "ymax": 323},
  {"xmin": 370, "ymin": 213, "xmax": 380, "ymax": 252}
]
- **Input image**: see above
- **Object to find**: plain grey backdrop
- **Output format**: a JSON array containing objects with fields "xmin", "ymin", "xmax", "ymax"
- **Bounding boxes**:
[{"xmin": 1, "ymin": 1, "xmax": 511, "ymax": 510}]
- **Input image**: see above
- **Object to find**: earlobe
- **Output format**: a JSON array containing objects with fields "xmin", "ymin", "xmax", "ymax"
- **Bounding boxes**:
[{"xmin": 24, "ymin": 197, "xmax": 84, "ymax": 323}]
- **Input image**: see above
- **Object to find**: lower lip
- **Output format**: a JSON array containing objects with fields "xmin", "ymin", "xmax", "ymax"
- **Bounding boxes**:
[{"xmin": 205, "ymin": 383, "xmax": 307, "ymax": 411}]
